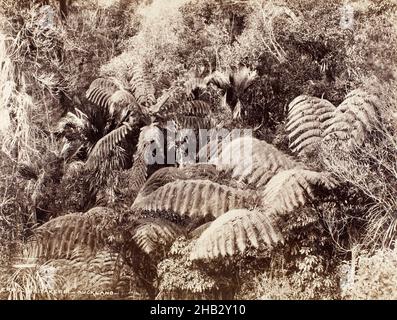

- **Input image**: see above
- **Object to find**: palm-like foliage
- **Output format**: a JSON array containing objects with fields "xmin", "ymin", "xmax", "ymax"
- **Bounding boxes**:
[
  {"xmin": 82, "ymin": 71, "xmax": 217, "ymax": 173},
  {"xmin": 207, "ymin": 65, "xmax": 258, "ymax": 119}
]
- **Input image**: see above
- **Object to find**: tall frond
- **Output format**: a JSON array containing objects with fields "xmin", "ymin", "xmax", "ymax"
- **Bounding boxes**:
[
  {"xmin": 206, "ymin": 70, "xmax": 231, "ymax": 91},
  {"xmin": 137, "ymin": 164, "xmax": 220, "ymax": 199},
  {"xmin": 126, "ymin": 125, "xmax": 164, "ymax": 195},
  {"xmin": 323, "ymin": 89, "xmax": 381, "ymax": 146},
  {"xmin": 108, "ymin": 89, "xmax": 140, "ymax": 123},
  {"xmin": 86, "ymin": 122, "xmax": 133, "ymax": 169}
]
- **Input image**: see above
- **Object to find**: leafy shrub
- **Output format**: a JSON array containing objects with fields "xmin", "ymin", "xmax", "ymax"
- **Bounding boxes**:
[{"xmin": 343, "ymin": 247, "xmax": 397, "ymax": 299}]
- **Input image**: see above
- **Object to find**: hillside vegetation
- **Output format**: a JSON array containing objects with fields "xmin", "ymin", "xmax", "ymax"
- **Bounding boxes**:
[{"xmin": 0, "ymin": 0, "xmax": 396, "ymax": 300}]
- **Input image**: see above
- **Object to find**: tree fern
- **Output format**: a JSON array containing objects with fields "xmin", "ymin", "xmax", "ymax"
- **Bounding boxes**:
[
  {"xmin": 190, "ymin": 209, "xmax": 283, "ymax": 260},
  {"xmin": 26, "ymin": 207, "xmax": 120, "ymax": 260},
  {"xmin": 132, "ymin": 179, "xmax": 260, "ymax": 219},
  {"xmin": 190, "ymin": 169, "xmax": 338, "ymax": 261},
  {"xmin": 288, "ymin": 90, "xmax": 381, "ymax": 154},
  {"xmin": 129, "ymin": 65, "xmax": 156, "ymax": 107},
  {"xmin": 261, "ymin": 169, "xmax": 338, "ymax": 215},
  {"xmin": 138, "ymin": 164, "xmax": 220, "ymax": 198},
  {"xmin": 286, "ymin": 95, "xmax": 336, "ymax": 155},
  {"xmin": 212, "ymin": 136, "xmax": 302, "ymax": 188},
  {"xmin": 86, "ymin": 77, "xmax": 121, "ymax": 109},
  {"xmin": 131, "ymin": 218, "xmax": 184, "ymax": 254},
  {"xmin": 323, "ymin": 89, "xmax": 381, "ymax": 146},
  {"xmin": 162, "ymin": 100, "xmax": 214, "ymax": 129}
]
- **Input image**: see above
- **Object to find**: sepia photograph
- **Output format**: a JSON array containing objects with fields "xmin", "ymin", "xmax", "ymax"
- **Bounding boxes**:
[{"xmin": 0, "ymin": 0, "xmax": 396, "ymax": 304}]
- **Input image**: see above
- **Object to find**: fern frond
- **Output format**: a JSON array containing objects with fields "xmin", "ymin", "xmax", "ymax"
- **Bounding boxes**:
[
  {"xmin": 206, "ymin": 70, "xmax": 231, "ymax": 90},
  {"xmin": 323, "ymin": 89, "xmax": 380, "ymax": 146},
  {"xmin": 108, "ymin": 89, "xmax": 140, "ymax": 122},
  {"xmin": 137, "ymin": 164, "xmax": 220, "ymax": 198},
  {"xmin": 86, "ymin": 123, "xmax": 132, "ymax": 169},
  {"xmin": 127, "ymin": 125, "xmax": 164, "ymax": 195},
  {"xmin": 212, "ymin": 136, "xmax": 302, "ymax": 188},
  {"xmin": 261, "ymin": 169, "xmax": 338, "ymax": 215},
  {"xmin": 26, "ymin": 207, "xmax": 119, "ymax": 260},
  {"xmin": 86, "ymin": 78, "xmax": 120, "ymax": 109},
  {"xmin": 190, "ymin": 209, "xmax": 283, "ymax": 260},
  {"xmin": 184, "ymin": 100, "xmax": 212, "ymax": 116},
  {"xmin": 128, "ymin": 149, "xmax": 149, "ymax": 195},
  {"xmin": 184, "ymin": 76, "xmax": 209, "ymax": 98},
  {"xmin": 286, "ymin": 95, "xmax": 336, "ymax": 155},
  {"xmin": 175, "ymin": 115, "xmax": 213, "ymax": 129},
  {"xmin": 148, "ymin": 89, "xmax": 173, "ymax": 115},
  {"xmin": 130, "ymin": 65, "xmax": 156, "ymax": 107},
  {"xmin": 48, "ymin": 249, "xmax": 135, "ymax": 298},
  {"xmin": 131, "ymin": 218, "xmax": 184, "ymax": 254},
  {"xmin": 132, "ymin": 179, "xmax": 259, "ymax": 219}
]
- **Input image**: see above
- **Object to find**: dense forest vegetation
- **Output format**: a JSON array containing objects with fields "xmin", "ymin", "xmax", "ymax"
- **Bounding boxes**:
[{"xmin": 0, "ymin": 0, "xmax": 396, "ymax": 300}]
